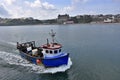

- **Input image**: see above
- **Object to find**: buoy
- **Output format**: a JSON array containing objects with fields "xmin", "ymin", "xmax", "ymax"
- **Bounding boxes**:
[{"xmin": 36, "ymin": 59, "xmax": 41, "ymax": 64}]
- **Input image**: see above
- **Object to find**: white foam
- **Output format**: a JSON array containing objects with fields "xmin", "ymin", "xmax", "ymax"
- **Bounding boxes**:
[
  {"xmin": 0, "ymin": 51, "xmax": 30, "ymax": 65},
  {"xmin": 0, "ymin": 51, "xmax": 72, "ymax": 74},
  {"xmin": 7, "ymin": 42, "xmax": 16, "ymax": 46},
  {"xmin": 0, "ymin": 40, "xmax": 16, "ymax": 46},
  {"xmin": 42, "ymin": 58, "xmax": 72, "ymax": 74}
]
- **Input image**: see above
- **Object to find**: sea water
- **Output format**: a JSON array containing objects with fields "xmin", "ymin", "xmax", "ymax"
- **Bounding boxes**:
[{"xmin": 0, "ymin": 23, "xmax": 120, "ymax": 80}]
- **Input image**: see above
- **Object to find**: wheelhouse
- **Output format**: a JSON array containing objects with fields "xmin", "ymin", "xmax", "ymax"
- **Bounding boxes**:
[{"xmin": 41, "ymin": 43, "xmax": 62, "ymax": 54}]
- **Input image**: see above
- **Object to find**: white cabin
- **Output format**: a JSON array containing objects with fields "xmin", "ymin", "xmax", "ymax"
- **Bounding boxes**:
[{"xmin": 41, "ymin": 43, "xmax": 62, "ymax": 57}]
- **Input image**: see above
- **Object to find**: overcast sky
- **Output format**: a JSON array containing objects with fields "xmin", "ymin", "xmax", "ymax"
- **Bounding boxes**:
[{"xmin": 0, "ymin": 0, "xmax": 120, "ymax": 19}]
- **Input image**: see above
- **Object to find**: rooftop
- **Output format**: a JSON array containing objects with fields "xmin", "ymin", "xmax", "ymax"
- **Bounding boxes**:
[{"xmin": 42, "ymin": 43, "xmax": 62, "ymax": 50}]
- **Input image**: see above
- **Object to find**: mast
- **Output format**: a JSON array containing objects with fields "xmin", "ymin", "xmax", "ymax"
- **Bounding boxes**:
[
  {"xmin": 47, "ymin": 38, "xmax": 49, "ymax": 46},
  {"xmin": 49, "ymin": 29, "xmax": 56, "ymax": 47}
]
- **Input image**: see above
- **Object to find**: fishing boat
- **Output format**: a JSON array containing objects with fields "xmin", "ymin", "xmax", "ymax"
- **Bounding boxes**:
[{"xmin": 17, "ymin": 30, "xmax": 69, "ymax": 67}]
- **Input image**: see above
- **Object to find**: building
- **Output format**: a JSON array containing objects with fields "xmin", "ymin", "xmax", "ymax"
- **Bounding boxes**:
[
  {"xmin": 57, "ymin": 14, "xmax": 69, "ymax": 24},
  {"xmin": 104, "ymin": 16, "xmax": 115, "ymax": 23},
  {"xmin": 104, "ymin": 18, "xmax": 112, "ymax": 23},
  {"xmin": 63, "ymin": 21, "xmax": 74, "ymax": 24}
]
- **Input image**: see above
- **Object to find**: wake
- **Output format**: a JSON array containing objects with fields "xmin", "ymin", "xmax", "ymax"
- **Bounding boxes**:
[
  {"xmin": 0, "ymin": 51, "xmax": 72, "ymax": 74},
  {"xmin": 0, "ymin": 40, "xmax": 16, "ymax": 46}
]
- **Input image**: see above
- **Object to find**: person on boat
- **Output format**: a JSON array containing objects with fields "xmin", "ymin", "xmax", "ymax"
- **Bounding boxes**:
[{"xmin": 37, "ymin": 48, "xmax": 43, "ymax": 57}]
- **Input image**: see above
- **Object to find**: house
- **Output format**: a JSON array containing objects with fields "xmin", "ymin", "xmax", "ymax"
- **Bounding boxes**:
[
  {"xmin": 104, "ymin": 16, "xmax": 115, "ymax": 23},
  {"xmin": 63, "ymin": 21, "xmax": 74, "ymax": 24},
  {"xmin": 57, "ymin": 14, "xmax": 69, "ymax": 24},
  {"xmin": 104, "ymin": 18, "xmax": 112, "ymax": 23}
]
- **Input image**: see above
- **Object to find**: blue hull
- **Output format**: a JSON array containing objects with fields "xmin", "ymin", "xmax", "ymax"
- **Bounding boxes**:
[
  {"xmin": 42, "ymin": 53, "xmax": 69, "ymax": 67},
  {"xmin": 20, "ymin": 51, "xmax": 38, "ymax": 64},
  {"xmin": 19, "ymin": 51, "xmax": 69, "ymax": 67}
]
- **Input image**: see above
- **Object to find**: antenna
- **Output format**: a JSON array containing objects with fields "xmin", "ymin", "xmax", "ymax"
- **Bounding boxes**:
[
  {"xmin": 47, "ymin": 38, "xmax": 49, "ymax": 46},
  {"xmin": 49, "ymin": 29, "xmax": 56, "ymax": 47}
]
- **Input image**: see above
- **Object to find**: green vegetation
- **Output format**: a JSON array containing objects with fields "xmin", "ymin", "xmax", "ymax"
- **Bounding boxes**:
[
  {"xmin": 77, "ymin": 15, "xmax": 92, "ymax": 23},
  {"xmin": 0, "ymin": 17, "xmax": 42, "ymax": 26}
]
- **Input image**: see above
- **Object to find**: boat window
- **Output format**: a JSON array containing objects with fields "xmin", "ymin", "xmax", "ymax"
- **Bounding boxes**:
[
  {"xmin": 54, "ymin": 50, "xmax": 58, "ymax": 54},
  {"xmin": 50, "ymin": 51, "xmax": 52, "ymax": 54},
  {"xmin": 59, "ymin": 49, "xmax": 61, "ymax": 52},
  {"xmin": 46, "ymin": 50, "xmax": 49, "ymax": 53}
]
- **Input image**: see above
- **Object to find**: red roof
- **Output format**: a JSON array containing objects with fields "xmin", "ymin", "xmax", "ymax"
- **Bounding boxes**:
[{"xmin": 41, "ymin": 43, "xmax": 62, "ymax": 50}]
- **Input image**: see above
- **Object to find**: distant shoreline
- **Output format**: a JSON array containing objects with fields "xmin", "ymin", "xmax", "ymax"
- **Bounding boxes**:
[
  {"xmin": 0, "ymin": 22, "xmax": 120, "ymax": 26},
  {"xmin": 0, "ymin": 14, "xmax": 120, "ymax": 26}
]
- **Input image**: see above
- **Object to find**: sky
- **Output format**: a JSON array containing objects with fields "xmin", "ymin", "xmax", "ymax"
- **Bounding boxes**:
[{"xmin": 0, "ymin": 0, "xmax": 120, "ymax": 20}]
